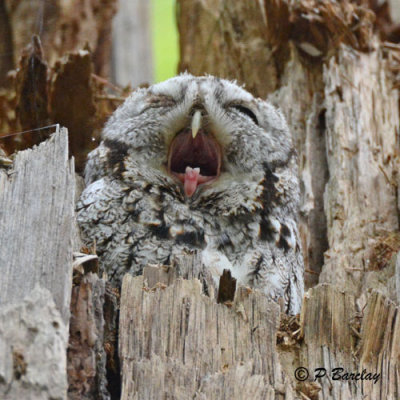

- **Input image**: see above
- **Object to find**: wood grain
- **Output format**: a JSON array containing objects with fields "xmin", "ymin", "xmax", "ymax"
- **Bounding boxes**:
[
  {"xmin": 119, "ymin": 264, "xmax": 286, "ymax": 400},
  {"xmin": 0, "ymin": 126, "xmax": 75, "ymax": 323}
]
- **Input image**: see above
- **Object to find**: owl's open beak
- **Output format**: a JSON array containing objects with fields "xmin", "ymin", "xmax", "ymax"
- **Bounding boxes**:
[{"xmin": 168, "ymin": 117, "xmax": 221, "ymax": 197}]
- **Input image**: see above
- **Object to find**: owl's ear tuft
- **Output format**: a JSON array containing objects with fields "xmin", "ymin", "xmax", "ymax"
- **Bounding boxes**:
[{"xmin": 147, "ymin": 94, "xmax": 176, "ymax": 108}]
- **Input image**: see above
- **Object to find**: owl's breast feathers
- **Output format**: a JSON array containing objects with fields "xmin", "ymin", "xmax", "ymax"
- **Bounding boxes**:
[
  {"xmin": 78, "ymin": 149, "xmax": 299, "ymax": 262},
  {"xmin": 79, "ymin": 129, "xmax": 300, "ymax": 259}
]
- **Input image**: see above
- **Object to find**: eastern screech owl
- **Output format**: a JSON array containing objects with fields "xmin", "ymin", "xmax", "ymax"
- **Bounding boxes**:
[{"xmin": 76, "ymin": 74, "xmax": 304, "ymax": 314}]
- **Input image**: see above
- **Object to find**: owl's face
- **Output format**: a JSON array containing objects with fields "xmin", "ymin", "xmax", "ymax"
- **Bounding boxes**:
[{"xmin": 91, "ymin": 74, "xmax": 294, "ymax": 215}]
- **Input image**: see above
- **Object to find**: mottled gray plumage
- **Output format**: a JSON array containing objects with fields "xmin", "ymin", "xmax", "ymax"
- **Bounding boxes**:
[{"xmin": 76, "ymin": 74, "xmax": 304, "ymax": 314}]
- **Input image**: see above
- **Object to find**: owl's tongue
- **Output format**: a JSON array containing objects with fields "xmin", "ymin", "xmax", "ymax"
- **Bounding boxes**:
[
  {"xmin": 181, "ymin": 166, "xmax": 214, "ymax": 197},
  {"xmin": 183, "ymin": 167, "xmax": 200, "ymax": 197}
]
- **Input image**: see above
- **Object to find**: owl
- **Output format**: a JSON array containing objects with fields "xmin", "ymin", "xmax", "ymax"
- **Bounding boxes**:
[{"xmin": 76, "ymin": 74, "xmax": 304, "ymax": 314}]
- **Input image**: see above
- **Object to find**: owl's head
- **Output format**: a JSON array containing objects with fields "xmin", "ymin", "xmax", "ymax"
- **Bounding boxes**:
[{"xmin": 86, "ymin": 74, "xmax": 295, "ymax": 216}]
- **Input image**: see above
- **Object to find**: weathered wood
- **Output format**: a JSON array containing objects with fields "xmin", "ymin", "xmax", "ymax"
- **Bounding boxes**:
[
  {"xmin": 290, "ymin": 284, "xmax": 399, "ymax": 399},
  {"xmin": 112, "ymin": 0, "xmax": 153, "ymax": 86},
  {"xmin": 171, "ymin": 250, "xmax": 218, "ymax": 298},
  {"xmin": 0, "ymin": 286, "xmax": 68, "ymax": 400},
  {"xmin": 67, "ymin": 272, "xmax": 109, "ymax": 400},
  {"xmin": 49, "ymin": 51, "xmax": 97, "ymax": 171},
  {"xmin": 389, "ymin": 0, "xmax": 400, "ymax": 24},
  {"xmin": 298, "ymin": 284, "xmax": 359, "ymax": 399},
  {"xmin": 119, "ymin": 266, "xmax": 289, "ymax": 400},
  {"xmin": 270, "ymin": 49, "xmax": 329, "ymax": 288},
  {"xmin": 358, "ymin": 290, "xmax": 400, "ymax": 400},
  {"xmin": 320, "ymin": 46, "xmax": 399, "ymax": 299},
  {"xmin": 143, "ymin": 264, "xmax": 178, "ymax": 288},
  {"xmin": 177, "ymin": 0, "xmax": 281, "ymax": 99},
  {"xmin": 0, "ymin": 126, "xmax": 75, "ymax": 322},
  {"xmin": 396, "ymin": 252, "xmax": 400, "ymax": 303},
  {"xmin": 119, "ymin": 262, "xmax": 400, "ymax": 399}
]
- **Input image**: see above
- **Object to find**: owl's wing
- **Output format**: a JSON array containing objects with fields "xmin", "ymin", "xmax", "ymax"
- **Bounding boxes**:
[
  {"xmin": 251, "ymin": 155, "xmax": 304, "ymax": 315},
  {"xmin": 249, "ymin": 229, "xmax": 304, "ymax": 315},
  {"xmin": 84, "ymin": 143, "xmax": 111, "ymax": 184}
]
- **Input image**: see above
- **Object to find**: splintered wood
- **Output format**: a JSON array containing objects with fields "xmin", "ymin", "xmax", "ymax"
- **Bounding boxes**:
[
  {"xmin": 0, "ymin": 128, "xmax": 76, "ymax": 400},
  {"xmin": 1, "ymin": 0, "xmax": 118, "ymax": 76},
  {"xmin": 299, "ymin": 285, "xmax": 358, "ymax": 399},
  {"xmin": 0, "ymin": 37, "xmax": 126, "ymax": 171},
  {"xmin": 0, "ymin": 127, "xmax": 75, "ymax": 322},
  {"xmin": 119, "ymin": 268, "xmax": 400, "ymax": 400},
  {"xmin": 321, "ymin": 47, "xmax": 399, "ymax": 297},
  {"xmin": 119, "ymin": 272, "xmax": 285, "ymax": 400},
  {"xmin": 358, "ymin": 291, "xmax": 400, "ymax": 399},
  {"xmin": 67, "ymin": 273, "xmax": 109, "ymax": 400}
]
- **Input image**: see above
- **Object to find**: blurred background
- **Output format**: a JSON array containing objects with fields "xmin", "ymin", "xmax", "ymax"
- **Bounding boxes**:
[
  {"xmin": 0, "ymin": 0, "xmax": 180, "ymax": 169},
  {"xmin": 112, "ymin": 0, "xmax": 178, "ymax": 86}
]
